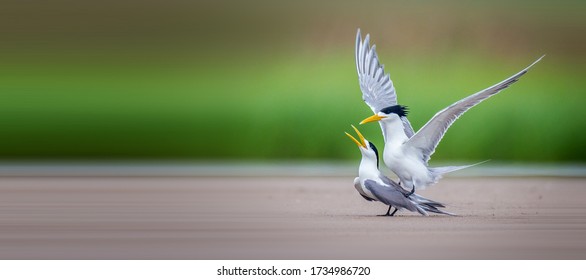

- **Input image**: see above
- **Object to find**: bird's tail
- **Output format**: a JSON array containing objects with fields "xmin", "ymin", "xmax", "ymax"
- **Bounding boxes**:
[
  {"xmin": 413, "ymin": 204, "xmax": 429, "ymax": 216},
  {"xmin": 420, "ymin": 204, "xmax": 457, "ymax": 216},
  {"xmin": 411, "ymin": 200, "xmax": 455, "ymax": 216},
  {"xmin": 410, "ymin": 194, "xmax": 445, "ymax": 208},
  {"xmin": 409, "ymin": 194, "xmax": 456, "ymax": 216},
  {"xmin": 429, "ymin": 160, "xmax": 490, "ymax": 182}
]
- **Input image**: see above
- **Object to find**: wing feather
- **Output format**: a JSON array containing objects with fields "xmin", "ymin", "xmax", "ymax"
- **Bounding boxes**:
[
  {"xmin": 364, "ymin": 180, "xmax": 418, "ymax": 212},
  {"xmin": 405, "ymin": 55, "xmax": 544, "ymax": 162},
  {"xmin": 355, "ymin": 29, "xmax": 397, "ymax": 113},
  {"xmin": 355, "ymin": 29, "xmax": 415, "ymax": 137},
  {"xmin": 354, "ymin": 177, "xmax": 375, "ymax": 201}
]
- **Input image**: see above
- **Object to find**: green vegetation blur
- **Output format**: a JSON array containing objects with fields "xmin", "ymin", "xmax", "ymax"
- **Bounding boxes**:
[{"xmin": 0, "ymin": 0, "xmax": 584, "ymax": 162}]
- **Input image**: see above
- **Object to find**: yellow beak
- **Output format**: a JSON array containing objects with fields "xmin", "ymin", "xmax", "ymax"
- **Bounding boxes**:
[
  {"xmin": 345, "ymin": 125, "xmax": 367, "ymax": 148},
  {"xmin": 359, "ymin": 114, "xmax": 385, "ymax": 125}
]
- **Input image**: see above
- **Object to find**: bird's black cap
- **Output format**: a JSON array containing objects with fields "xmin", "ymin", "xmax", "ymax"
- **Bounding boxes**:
[
  {"xmin": 380, "ymin": 105, "xmax": 409, "ymax": 117},
  {"xmin": 368, "ymin": 141, "xmax": 380, "ymax": 168}
]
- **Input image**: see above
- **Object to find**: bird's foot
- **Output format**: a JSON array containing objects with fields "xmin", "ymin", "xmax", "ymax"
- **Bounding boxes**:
[
  {"xmin": 378, "ymin": 209, "xmax": 399, "ymax": 216},
  {"xmin": 378, "ymin": 205, "xmax": 394, "ymax": 216},
  {"xmin": 406, "ymin": 186, "xmax": 415, "ymax": 197}
]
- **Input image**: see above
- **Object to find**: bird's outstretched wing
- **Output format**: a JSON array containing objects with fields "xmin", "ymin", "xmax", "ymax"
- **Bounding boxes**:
[
  {"xmin": 355, "ymin": 29, "xmax": 397, "ymax": 113},
  {"xmin": 405, "ymin": 55, "xmax": 544, "ymax": 163},
  {"xmin": 355, "ymin": 29, "xmax": 414, "ymax": 137}
]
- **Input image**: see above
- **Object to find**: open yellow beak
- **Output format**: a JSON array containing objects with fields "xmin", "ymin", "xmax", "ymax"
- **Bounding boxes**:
[
  {"xmin": 345, "ymin": 125, "xmax": 367, "ymax": 148},
  {"xmin": 359, "ymin": 114, "xmax": 385, "ymax": 125}
]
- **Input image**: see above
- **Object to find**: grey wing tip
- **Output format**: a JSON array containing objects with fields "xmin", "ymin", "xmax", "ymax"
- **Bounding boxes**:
[
  {"xmin": 498, "ymin": 77, "xmax": 520, "ymax": 90},
  {"xmin": 503, "ymin": 55, "xmax": 543, "ymax": 87},
  {"xmin": 526, "ymin": 55, "xmax": 545, "ymax": 70},
  {"xmin": 508, "ymin": 56, "xmax": 544, "ymax": 83},
  {"xmin": 499, "ymin": 55, "xmax": 544, "ymax": 90},
  {"xmin": 421, "ymin": 204, "xmax": 457, "ymax": 216},
  {"xmin": 441, "ymin": 211, "xmax": 459, "ymax": 217}
]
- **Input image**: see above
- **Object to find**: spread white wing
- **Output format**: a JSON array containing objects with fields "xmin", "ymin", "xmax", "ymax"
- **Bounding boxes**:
[
  {"xmin": 355, "ymin": 29, "xmax": 396, "ymax": 113},
  {"xmin": 405, "ymin": 55, "xmax": 544, "ymax": 163},
  {"xmin": 355, "ymin": 29, "xmax": 414, "ymax": 137}
]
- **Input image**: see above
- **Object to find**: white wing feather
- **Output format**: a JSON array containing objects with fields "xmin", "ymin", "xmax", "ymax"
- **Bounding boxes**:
[
  {"xmin": 405, "ymin": 55, "xmax": 544, "ymax": 163},
  {"xmin": 356, "ymin": 29, "xmax": 397, "ymax": 112},
  {"xmin": 355, "ymin": 29, "xmax": 414, "ymax": 137}
]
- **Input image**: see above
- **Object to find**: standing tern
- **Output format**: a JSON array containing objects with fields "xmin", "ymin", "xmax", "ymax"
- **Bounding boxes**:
[
  {"xmin": 345, "ymin": 125, "xmax": 453, "ymax": 216},
  {"xmin": 355, "ymin": 29, "xmax": 543, "ymax": 193}
]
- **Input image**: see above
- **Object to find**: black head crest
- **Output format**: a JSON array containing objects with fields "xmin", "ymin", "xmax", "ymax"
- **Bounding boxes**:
[
  {"xmin": 368, "ymin": 142, "xmax": 380, "ymax": 168},
  {"xmin": 380, "ymin": 105, "xmax": 408, "ymax": 117}
]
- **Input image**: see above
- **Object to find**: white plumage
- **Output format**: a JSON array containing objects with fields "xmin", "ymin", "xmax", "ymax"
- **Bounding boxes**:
[
  {"xmin": 345, "ymin": 125, "xmax": 453, "ymax": 216},
  {"xmin": 355, "ymin": 29, "xmax": 543, "ymax": 192}
]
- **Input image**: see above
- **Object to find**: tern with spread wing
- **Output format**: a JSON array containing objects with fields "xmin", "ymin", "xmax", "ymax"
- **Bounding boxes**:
[
  {"xmin": 345, "ymin": 125, "xmax": 453, "ymax": 216},
  {"xmin": 355, "ymin": 29, "xmax": 543, "ymax": 193}
]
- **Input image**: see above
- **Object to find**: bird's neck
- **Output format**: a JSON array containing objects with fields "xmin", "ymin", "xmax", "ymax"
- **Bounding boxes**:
[
  {"xmin": 381, "ymin": 120, "xmax": 409, "ymax": 146},
  {"xmin": 359, "ymin": 158, "xmax": 381, "ymax": 182}
]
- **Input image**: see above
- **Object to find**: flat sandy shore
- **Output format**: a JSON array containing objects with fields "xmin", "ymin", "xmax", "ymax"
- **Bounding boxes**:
[{"xmin": 0, "ymin": 176, "xmax": 584, "ymax": 259}]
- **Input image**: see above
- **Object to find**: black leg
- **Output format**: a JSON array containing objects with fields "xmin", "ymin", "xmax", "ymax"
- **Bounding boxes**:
[
  {"xmin": 378, "ymin": 205, "xmax": 393, "ymax": 216},
  {"xmin": 408, "ymin": 186, "xmax": 415, "ymax": 197},
  {"xmin": 403, "ymin": 183, "xmax": 416, "ymax": 198},
  {"xmin": 389, "ymin": 208, "xmax": 399, "ymax": 216}
]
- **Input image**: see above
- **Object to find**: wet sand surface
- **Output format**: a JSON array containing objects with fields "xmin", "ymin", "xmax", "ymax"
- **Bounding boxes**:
[{"xmin": 0, "ymin": 176, "xmax": 585, "ymax": 259}]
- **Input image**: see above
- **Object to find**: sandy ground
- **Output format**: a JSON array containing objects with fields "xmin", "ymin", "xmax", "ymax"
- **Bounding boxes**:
[{"xmin": 0, "ymin": 176, "xmax": 585, "ymax": 259}]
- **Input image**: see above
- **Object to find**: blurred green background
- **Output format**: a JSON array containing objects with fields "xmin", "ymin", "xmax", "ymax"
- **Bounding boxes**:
[{"xmin": 0, "ymin": 0, "xmax": 584, "ymax": 162}]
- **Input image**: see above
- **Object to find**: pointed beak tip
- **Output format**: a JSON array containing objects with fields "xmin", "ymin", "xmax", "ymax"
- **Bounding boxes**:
[
  {"xmin": 345, "ymin": 132, "xmax": 360, "ymax": 147},
  {"xmin": 350, "ymin": 125, "xmax": 367, "ymax": 148},
  {"xmin": 360, "ymin": 114, "xmax": 384, "ymax": 125}
]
